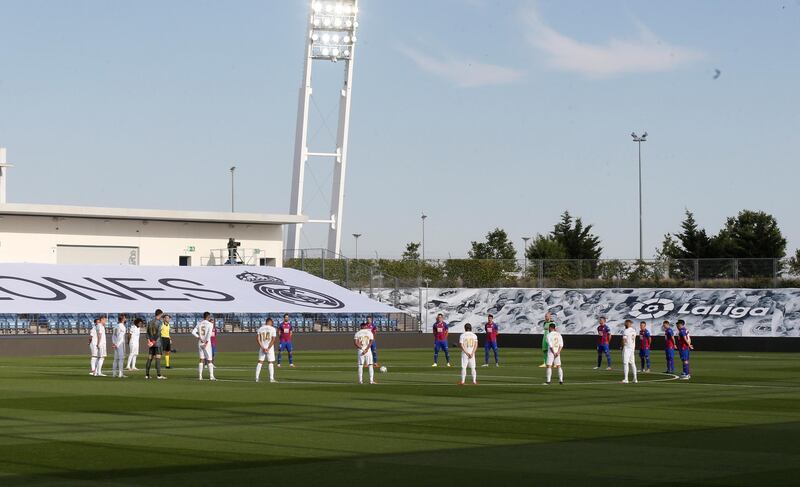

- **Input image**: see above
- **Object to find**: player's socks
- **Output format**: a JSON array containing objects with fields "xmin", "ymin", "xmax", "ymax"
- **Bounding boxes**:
[
  {"xmin": 96, "ymin": 358, "xmax": 104, "ymax": 376},
  {"xmin": 268, "ymin": 363, "xmax": 275, "ymax": 381},
  {"xmin": 597, "ymin": 353, "xmax": 602, "ymax": 368},
  {"xmin": 558, "ymin": 368, "xmax": 564, "ymax": 383},
  {"xmin": 461, "ymin": 367, "xmax": 467, "ymax": 383},
  {"xmin": 632, "ymin": 363, "xmax": 638, "ymax": 383},
  {"xmin": 368, "ymin": 366, "xmax": 374, "ymax": 383},
  {"xmin": 198, "ymin": 362, "xmax": 204, "ymax": 379},
  {"xmin": 256, "ymin": 362, "xmax": 263, "ymax": 381},
  {"xmin": 155, "ymin": 359, "xmax": 161, "ymax": 377},
  {"xmin": 357, "ymin": 366, "xmax": 363, "ymax": 383},
  {"xmin": 471, "ymin": 366, "xmax": 477, "ymax": 384},
  {"xmin": 209, "ymin": 363, "xmax": 216, "ymax": 380},
  {"xmin": 165, "ymin": 355, "xmax": 170, "ymax": 368},
  {"xmin": 546, "ymin": 367, "xmax": 552, "ymax": 383},
  {"xmin": 624, "ymin": 362, "xmax": 629, "ymax": 382},
  {"xmin": 91, "ymin": 356, "xmax": 97, "ymax": 373},
  {"xmin": 288, "ymin": 353, "xmax": 293, "ymax": 366},
  {"xmin": 145, "ymin": 358, "xmax": 152, "ymax": 376}
]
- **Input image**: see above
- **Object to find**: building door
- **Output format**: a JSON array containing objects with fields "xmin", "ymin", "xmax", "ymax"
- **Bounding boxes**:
[{"xmin": 179, "ymin": 256, "xmax": 191, "ymax": 266}]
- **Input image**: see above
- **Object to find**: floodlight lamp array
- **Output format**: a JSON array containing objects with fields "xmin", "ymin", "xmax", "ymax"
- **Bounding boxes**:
[{"xmin": 310, "ymin": 1, "xmax": 359, "ymax": 61}]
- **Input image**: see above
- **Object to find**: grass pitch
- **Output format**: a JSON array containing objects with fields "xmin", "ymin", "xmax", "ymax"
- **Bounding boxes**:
[{"xmin": 0, "ymin": 348, "xmax": 798, "ymax": 486}]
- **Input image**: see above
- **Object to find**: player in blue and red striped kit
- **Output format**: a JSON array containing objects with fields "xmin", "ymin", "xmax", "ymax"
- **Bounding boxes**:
[
  {"xmin": 482, "ymin": 314, "xmax": 499, "ymax": 367},
  {"xmin": 431, "ymin": 314, "xmax": 451, "ymax": 367},
  {"xmin": 676, "ymin": 320, "xmax": 693, "ymax": 380},
  {"xmin": 593, "ymin": 317, "xmax": 612, "ymax": 370},
  {"xmin": 277, "ymin": 314, "xmax": 294, "ymax": 367},
  {"xmin": 663, "ymin": 320, "xmax": 676, "ymax": 375},
  {"xmin": 638, "ymin": 321, "xmax": 652, "ymax": 373}
]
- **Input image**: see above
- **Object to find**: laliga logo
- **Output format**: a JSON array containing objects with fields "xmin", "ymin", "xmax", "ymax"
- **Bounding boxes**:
[
  {"xmin": 236, "ymin": 272, "xmax": 344, "ymax": 309},
  {"xmin": 629, "ymin": 298, "xmax": 674, "ymax": 319},
  {"xmin": 629, "ymin": 298, "xmax": 769, "ymax": 320}
]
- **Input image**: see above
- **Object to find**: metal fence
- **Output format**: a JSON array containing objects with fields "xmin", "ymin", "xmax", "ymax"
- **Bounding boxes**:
[{"xmin": 284, "ymin": 250, "xmax": 798, "ymax": 289}]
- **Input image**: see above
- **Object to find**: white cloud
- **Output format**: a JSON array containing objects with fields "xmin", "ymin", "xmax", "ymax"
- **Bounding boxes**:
[
  {"xmin": 524, "ymin": 6, "xmax": 705, "ymax": 78},
  {"xmin": 397, "ymin": 46, "xmax": 524, "ymax": 88}
]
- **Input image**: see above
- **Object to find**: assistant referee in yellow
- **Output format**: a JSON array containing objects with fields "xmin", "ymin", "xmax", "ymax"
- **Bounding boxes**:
[{"xmin": 160, "ymin": 314, "xmax": 173, "ymax": 369}]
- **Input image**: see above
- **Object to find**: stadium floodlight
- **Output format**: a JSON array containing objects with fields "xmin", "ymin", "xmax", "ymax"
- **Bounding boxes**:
[
  {"xmin": 631, "ymin": 131, "xmax": 649, "ymax": 261},
  {"xmin": 287, "ymin": 0, "xmax": 360, "ymax": 257}
]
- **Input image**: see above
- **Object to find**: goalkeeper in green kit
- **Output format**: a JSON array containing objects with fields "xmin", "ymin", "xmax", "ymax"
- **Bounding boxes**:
[{"xmin": 539, "ymin": 312, "xmax": 556, "ymax": 368}]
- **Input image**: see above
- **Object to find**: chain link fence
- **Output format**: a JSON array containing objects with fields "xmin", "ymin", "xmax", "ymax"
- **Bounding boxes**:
[{"xmin": 284, "ymin": 250, "xmax": 798, "ymax": 289}]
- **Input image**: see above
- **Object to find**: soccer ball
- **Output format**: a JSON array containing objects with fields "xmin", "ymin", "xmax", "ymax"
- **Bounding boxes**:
[{"xmin": 379, "ymin": 365, "xmax": 388, "ymax": 373}]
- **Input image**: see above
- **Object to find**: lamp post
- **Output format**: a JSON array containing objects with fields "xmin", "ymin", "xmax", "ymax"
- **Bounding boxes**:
[
  {"xmin": 521, "ymin": 236, "xmax": 531, "ymax": 276},
  {"xmin": 421, "ymin": 212, "xmax": 427, "ymax": 262},
  {"xmin": 229, "ymin": 166, "xmax": 236, "ymax": 212},
  {"xmin": 631, "ymin": 132, "xmax": 648, "ymax": 260},
  {"xmin": 352, "ymin": 233, "xmax": 361, "ymax": 260}
]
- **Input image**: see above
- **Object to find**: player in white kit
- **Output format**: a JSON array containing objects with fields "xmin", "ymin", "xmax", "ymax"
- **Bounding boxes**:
[
  {"xmin": 544, "ymin": 322, "xmax": 564, "ymax": 385},
  {"xmin": 255, "ymin": 317, "xmax": 277, "ymax": 383},
  {"xmin": 111, "ymin": 314, "xmax": 127, "ymax": 378},
  {"xmin": 93, "ymin": 316, "xmax": 108, "ymax": 377},
  {"xmin": 126, "ymin": 318, "xmax": 143, "ymax": 371},
  {"xmin": 89, "ymin": 318, "xmax": 99, "ymax": 375},
  {"xmin": 191, "ymin": 312, "xmax": 216, "ymax": 381},
  {"xmin": 621, "ymin": 319, "xmax": 638, "ymax": 384},
  {"xmin": 354, "ymin": 323, "xmax": 375, "ymax": 384},
  {"xmin": 459, "ymin": 323, "xmax": 479, "ymax": 385}
]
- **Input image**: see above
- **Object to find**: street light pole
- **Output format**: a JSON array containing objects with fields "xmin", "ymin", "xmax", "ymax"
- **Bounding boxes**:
[
  {"xmin": 352, "ymin": 233, "xmax": 361, "ymax": 260},
  {"xmin": 421, "ymin": 212, "xmax": 427, "ymax": 262},
  {"xmin": 631, "ymin": 132, "xmax": 647, "ymax": 260},
  {"xmin": 230, "ymin": 166, "xmax": 236, "ymax": 212}
]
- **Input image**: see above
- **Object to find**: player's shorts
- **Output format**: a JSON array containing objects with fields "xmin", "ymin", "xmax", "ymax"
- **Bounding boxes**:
[
  {"xmin": 148, "ymin": 345, "xmax": 162, "ymax": 356},
  {"xmin": 358, "ymin": 349, "xmax": 374, "ymax": 366},
  {"xmin": 89, "ymin": 343, "xmax": 97, "ymax": 356},
  {"xmin": 129, "ymin": 344, "xmax": 139, "ymax": 355},
  {"xmin": 485, "ymin": 341, "xmax": 498, "ymax": 350},
  {"xmin": 279, "ymin": 342, "xmax": 293, "ymax": 353},
  {"xmin": 258, "ymin": 347, "xmax": 276, "ymax": 362},
  {"xmin": 460, "ymin": 351, "xmax": 476, "ymax": 369},
  {"xmin": 97, "ymin": 345, "xmax": 107, "ymax": 358},
  {"xmin": 434, "ymin": 340, "xmax": 448, "ymax": 351},
  {"xmin": 679, "ymin": 349, "xmax": 690, "ymax": 361},
  {"xmin": 546, "ymin": 350, "xmax": 561, "ymax": 367},
  {"xmin": 198, "ymin": 343, "xmax": 213, "ymax": 361},
  {"xmin": 114, "ymin": 346, "xmax": 125, "ymax": 358},
  {"xmin": 665, "ymin": 348, "xmax": 675, "ymax": 358},
  {"xmin": 161, "ymin": 338, "xmax": 172, "ymax": 352},
  {"xmin": 639, "ymin": 348, "xmax": 650, "ymax": 357},
  {"xmin": 597, "ymin": 344, "xmax": 610, "ymax": 353},
  {"xmin": 623, "ymin": 348, "xmax": 636, "ymax": 364}
]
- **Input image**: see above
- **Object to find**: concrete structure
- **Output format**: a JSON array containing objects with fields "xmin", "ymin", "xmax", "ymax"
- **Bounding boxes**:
[
  {"xmin": 0, "ymin": 203, "xmax": 306, "ymax": 266},
  {"xmin": 0, "ymin": 147, "xmax": 12, "ymax": 204},
  {"xmin": 287, "ymin": 0, "xmax": 359, "ymax": 257}
]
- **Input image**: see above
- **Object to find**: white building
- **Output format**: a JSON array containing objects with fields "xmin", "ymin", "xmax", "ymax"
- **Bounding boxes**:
[{"xmin": 0, "ymin": 203, "xmax": 305, "ymax": 267}]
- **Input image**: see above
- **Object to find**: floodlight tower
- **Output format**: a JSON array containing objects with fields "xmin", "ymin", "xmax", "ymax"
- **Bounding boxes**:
[{"xmin": 287, "ymin": 0, "xmax": 360, "ymax": 258}]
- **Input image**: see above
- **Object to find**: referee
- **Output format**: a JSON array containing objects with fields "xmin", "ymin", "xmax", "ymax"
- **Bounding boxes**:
[
  {"xmin": 145, "ymin": 309, "xmax": 166, "ymax": 379},
  {"xmin": 161, "ymin": 314, "xmax": 173, "ymax": 369}
]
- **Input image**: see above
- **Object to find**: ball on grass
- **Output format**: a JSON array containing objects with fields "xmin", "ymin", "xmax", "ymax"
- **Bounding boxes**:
[{"xmin": 379, "ymin": 365, "xmax": 388, "ymax": 373}]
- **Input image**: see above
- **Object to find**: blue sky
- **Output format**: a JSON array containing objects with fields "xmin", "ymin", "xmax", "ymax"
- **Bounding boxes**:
[{"xmin": 0, "ymin": 0, "xmax": 798, "ymax": 259}]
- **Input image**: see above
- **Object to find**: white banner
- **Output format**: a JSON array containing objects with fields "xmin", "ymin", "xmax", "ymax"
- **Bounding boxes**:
[
  {"xmin": 376, "ymin": 288, "xmax": 800, "ymax": 337},
  {"xmin": 0, "ymin": 264, "xmax": 399, "ymax": 314}
]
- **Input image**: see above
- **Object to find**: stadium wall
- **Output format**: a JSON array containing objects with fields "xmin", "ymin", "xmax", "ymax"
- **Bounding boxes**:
[
  {"xmin": 1, "ymin": 332, "xmax": 798, "ymax": 357},
  {"xmin": 377, "ymin": 288, "xmax": 800, "ymax": 337}
]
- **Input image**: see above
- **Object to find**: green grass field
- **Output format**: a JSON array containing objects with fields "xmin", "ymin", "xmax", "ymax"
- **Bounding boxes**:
[{"xmin": 0, "ymin": 348, "xmax": 799, "ymax": 486}]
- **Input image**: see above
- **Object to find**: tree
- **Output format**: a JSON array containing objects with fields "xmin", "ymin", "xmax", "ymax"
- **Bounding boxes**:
[
  {"xmin": 401, "ymin": 242, "xmax": 420, "ymax": 261},
  {"xmin": 525, "ymin": 234, "xmax": 567, "ymax": 260},
  {"xmin": 659, "ymin": 210, "xmax": 712, "ymax": 260},
  {"xmin": 713, "ymin": 210, "xmax": 786, "ymax": 259},
  {"xmin": 469, "ymin": 228, "xmax": 517, "ymax": 260},
  {"xmin": 550, "ymin": 211, "xmax": 603, "ymax": 260},
  {"xmin": 789, "ymin": 249, "xmax": 800, "ymax": 276}
]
